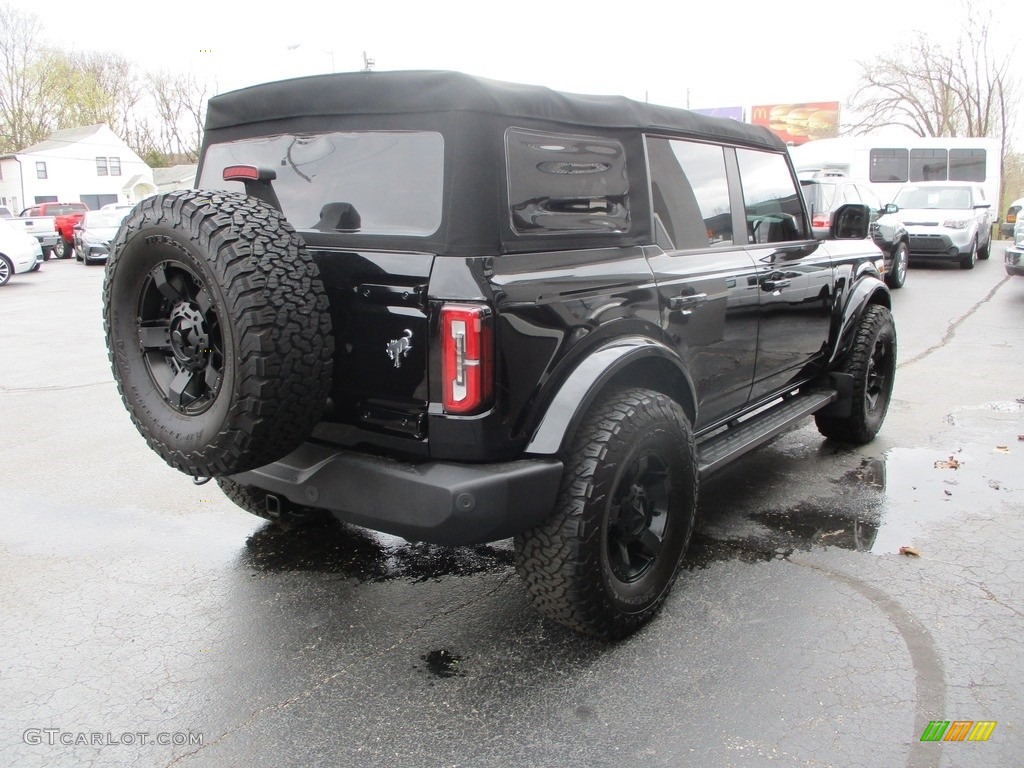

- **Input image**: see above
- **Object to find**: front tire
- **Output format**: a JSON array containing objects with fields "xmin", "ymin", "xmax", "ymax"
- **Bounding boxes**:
[
  {"xmin": 978, "ymin": 234, "xmax": 991, "ymax": 260},
  {"xmin": 515, "ymin": 388, "xmax": 698, "ymax": 639},
  {"xmin": 815, "ymin": 305, "xmax": 896, "ymax": 444},
  {"xmin": 104, "ymin": 190, "xmax": 334, "ymax": 477},
  {"xmin": 960, "ymin": 238, "xmax": 977, "ymax": 270},
  {"xmin": 0, "ymin": 256, "xmax": 12, "ymax": 285},
  {"xmin": 885, "ymin": 241, "xmax": 907, "ymax": 289}
]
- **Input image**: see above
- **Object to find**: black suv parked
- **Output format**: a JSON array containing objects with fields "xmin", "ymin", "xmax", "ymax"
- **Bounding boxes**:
[{"xmin": 103, "ymin": 71, "xmax": 896, "ymax": 638}]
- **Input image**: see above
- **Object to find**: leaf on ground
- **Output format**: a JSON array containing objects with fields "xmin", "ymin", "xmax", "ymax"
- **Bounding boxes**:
[
  {"xmin": 899, "ymin": 546, "xmax": 921, "ymax": 557},
  {"xmin": 933, "ymin": 456, "xmax": 960, "ymax": 469}
]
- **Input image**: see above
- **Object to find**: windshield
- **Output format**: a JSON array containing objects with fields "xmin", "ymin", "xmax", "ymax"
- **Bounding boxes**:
[
  {"xmin": 83, "ymin": 211, "xmax": 127, "ymax": 228},
  {"xmin": 894, "ymin": 185, "xmax": 972, "ymax": 209},
  {"xmin": 199, "ymin": 131, "xmax": 445, "ymax": 236}
]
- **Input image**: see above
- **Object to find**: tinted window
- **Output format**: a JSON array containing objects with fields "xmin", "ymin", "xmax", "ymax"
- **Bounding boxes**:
[
  {"xmin": 869, "ymin": 148, "xmax": 909, "ymax": 183},
  {"xmin": 646, "ymin": 137, "xmax": 732, "ymax": 249},
  {"xmin": 949, "ymin": 149, "xmax": 986, "ymax": 182},
  {"xmin": 199, "ymin": 131, "xmax": 445, "ymax": 236},
  {"xmin": 506, "ymin": 128, "xmax": 629, "ymax": 235},
  {"xmin": 736, "ymin": 149, "xmax": 806, "ymax": 243},
  {"xmin": 910, "ymin": 148, "xmax": 947, "ymax": 181}
]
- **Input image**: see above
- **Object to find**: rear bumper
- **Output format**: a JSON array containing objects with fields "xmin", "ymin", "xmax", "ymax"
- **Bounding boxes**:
[{"xmin": 230, "ymin": 442, "xmax": 563, "ymax": 546}]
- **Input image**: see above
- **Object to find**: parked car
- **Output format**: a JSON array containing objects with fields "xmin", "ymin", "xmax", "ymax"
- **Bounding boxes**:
[
  {"xmin": 1002, "ymin": 197, "xmax": 1023, "ymax": 238},
  {"xmin": 19, "ymin": 201, "xmax": 89, "ymax": 258},
  {"xmin": 0, "ymin": 205, "xmax": 13, "ymax": 218},
  {"xmin": 892, "ymin": 183, "xmax": 992, "ymax": 269},
  {"xmin": 73, "ymin": 209, "xmax": 128, "ymax": 264},
  {"xmin": 0, "ymin": 216, "xmax": 44, "ymax": 285},
  {"xmin": 801, "ymin": 173, "xmax": 909, "ymax": 288},
  {"xmin": 103, "ymin": 71, "xmax": 895, "ymax": 639},
  {"xmin": 5, "ymin": 209, "xmax": 59, "ymax": 258},
  {"xmin": 1006, "ymin": 216, "xmax": 1024, "ymax": 277}
]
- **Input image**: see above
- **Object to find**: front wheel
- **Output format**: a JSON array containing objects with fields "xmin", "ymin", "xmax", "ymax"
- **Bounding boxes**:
[
  {"xmin": 885, "ymin": 241, "xmax": 907, "ymax": 289},
  {"xmin": 960, "ymin": 238, "xmax": 977, "ymax": 270},
  {"xmin": 515, "ymin": 388, "xmax": 698, "ymax": 639},
  {"xmin": 978, "ymin": 235, "xmax": 991, "ymax": 260},
  {"xmin": 0, "ymin": 256, "xmax": 12, "ymax": 285},
  {"xmin": 815, "ymin": 305, "xmax": 896, "ymax": 444}
]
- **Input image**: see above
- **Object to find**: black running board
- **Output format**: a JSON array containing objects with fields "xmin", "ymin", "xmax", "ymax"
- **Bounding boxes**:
[{"xmin": 696, "ymin": 390, "xmax": 837, "ymax": 479}]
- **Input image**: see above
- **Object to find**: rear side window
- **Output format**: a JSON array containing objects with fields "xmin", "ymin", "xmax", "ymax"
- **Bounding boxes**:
[
  {"xmin": 505, "ymin": 128, "xmax": 629, "ymax": 235},
  {"xmin": 199, "ymin": 131, "xmax": 445, "ymax": 236},
  {"xmin": 949, "ymin": 149, "xmax": 986, "ymax": 182},
  {"xmin": 646, "ymin": 137, "xmax": 732, "ymax": 249},
  {"xmin": 736, "ymin": 149, "xmax": 807, "ymax": 243}
]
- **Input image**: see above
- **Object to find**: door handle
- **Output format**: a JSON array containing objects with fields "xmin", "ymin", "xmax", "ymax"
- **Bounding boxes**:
[
  {"xmin": 668, "ymin": 293, "xmax": 707, "ymax": 315},
  {"xmin": 760, "ymin": 278, "xmax": 791, "ymax": 292}
]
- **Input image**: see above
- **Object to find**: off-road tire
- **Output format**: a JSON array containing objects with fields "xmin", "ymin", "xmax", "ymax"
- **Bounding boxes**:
[
  {"xmin": 815, "ymin": 305, "xmax": 896, "ymax": 444},
  {"xmin": 514, "ymin": 388, "xmax": 697, "ymax": 639},
  {"xmin": 104, "ymin": 190, "xmax": 334, "ymax": 477},
  {"xmin": 885, "ymin": 241, "xmax": 907, "ymax": 289}
]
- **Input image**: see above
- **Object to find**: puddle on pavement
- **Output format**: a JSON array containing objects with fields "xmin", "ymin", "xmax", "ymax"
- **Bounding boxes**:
[
  {"xmin": 688, "ymin": 406, "xmax": 1023, "ymax": 566},
  {"xmin": 243, "ymin": 521, "xmax": 514, "ymax": 582}
]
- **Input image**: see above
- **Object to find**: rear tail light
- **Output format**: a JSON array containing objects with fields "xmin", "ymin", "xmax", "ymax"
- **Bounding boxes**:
[
  {"xmin": 812, "ymin": 212, "xmax": 831, "ymax": 229},
  {"xmin": 440, "ymin": 304, "xmax": 493, "ymax": 415}
]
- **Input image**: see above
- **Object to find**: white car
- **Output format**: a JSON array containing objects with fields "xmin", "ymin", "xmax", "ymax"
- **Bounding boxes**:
[
  {"xmin": 893, "ymin": 183, "xmax": 993, "ymax": 270},
  {"xmin": 0, "ymin": 216, "xmax": 43, "ymax": 286}
]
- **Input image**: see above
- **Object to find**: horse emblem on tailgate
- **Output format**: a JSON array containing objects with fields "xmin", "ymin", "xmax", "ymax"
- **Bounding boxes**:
[{"xmin": 386, "ymin": 329, "xmax": 413, "ymax": 368}]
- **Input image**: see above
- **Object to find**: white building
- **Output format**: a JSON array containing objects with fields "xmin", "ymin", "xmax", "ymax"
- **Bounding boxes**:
[{"xmin": 0, "ymin": 124, "xmax": 157, "ymax": 214}]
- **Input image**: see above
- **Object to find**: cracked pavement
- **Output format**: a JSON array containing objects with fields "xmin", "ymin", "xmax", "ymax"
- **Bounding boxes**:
[{"xmin": 1, "ymin": 251, "xmax": 1021, "ymax": 767}]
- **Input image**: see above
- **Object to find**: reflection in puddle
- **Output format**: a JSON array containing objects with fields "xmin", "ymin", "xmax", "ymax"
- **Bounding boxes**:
[
  {"xmin": 688, "ymin": 458, "xmax": 885, "ymax": 568},
  {"xmin": 243, "ymin": 521, "xmax": 513, "ymax": 582}
]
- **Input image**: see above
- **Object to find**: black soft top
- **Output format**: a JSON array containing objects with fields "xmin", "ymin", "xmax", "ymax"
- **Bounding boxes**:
[
  {"xmin": 201, "ymin": 71, "xmax": 785, "ymax": 256},
  {"xmin": 206, "ymin": 70, "xmax": 782, "ymax": 151}
]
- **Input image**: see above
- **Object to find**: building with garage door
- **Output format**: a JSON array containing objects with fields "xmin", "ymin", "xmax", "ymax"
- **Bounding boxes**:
[{"xmin": 0, "ymin": 124, "xmax": 156, "ymax": 214}]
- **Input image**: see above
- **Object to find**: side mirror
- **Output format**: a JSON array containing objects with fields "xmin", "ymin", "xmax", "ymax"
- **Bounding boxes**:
[
  {"xmin": 830, "ymin": 203, "xmax": 870, "ymax": 240},
  {"xmin": 884, "ymin": 203, "xmax": 898, "ymax": 215}
]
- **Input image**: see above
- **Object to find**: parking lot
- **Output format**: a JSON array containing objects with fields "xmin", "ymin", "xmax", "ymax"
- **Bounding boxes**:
[{"xmin": 2, "ymin": 250, "xmax": 1022, "ymax": 767}]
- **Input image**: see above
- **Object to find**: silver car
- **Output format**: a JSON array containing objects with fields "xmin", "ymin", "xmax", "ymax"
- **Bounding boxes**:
[
  {"xmin": 1006, "ymin": 217, "xmax": 1024, "ymax": 277},
  {"xmin": 893, "ymin": 183, "xmax": 993, "ymax": 270}
]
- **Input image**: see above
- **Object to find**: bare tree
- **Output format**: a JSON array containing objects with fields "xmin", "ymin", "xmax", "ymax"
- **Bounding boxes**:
[
  {"xmin": 848, "ymin": 10, "xmax": 1017, "ymax": 141},
  {"xmin": 0, "ymin": 4, "xmax": 66, "ymax": 152},
  {"xmin": 147, "ymin": 71, "xmax": 208, "ymax": 163}
]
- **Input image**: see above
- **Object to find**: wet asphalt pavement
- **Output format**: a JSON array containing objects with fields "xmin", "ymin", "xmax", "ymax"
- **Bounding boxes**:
[{"xmin": 1, "ymin": 250, "xmax": 1022, "ymax": 767}]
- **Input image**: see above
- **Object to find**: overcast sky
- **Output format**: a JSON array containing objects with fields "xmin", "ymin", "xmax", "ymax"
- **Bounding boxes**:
[{"xmin": 33, "ymin": 0, "xmax": 1019, "ymax": 139}]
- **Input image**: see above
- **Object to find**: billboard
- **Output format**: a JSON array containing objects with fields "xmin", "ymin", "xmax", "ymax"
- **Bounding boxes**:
[
  {"xmin": 692, "ymin": 106, "xmax": 744, "ymax": 121},
  {"xmin": 751, "ymin": 102, "xmax": 840, "ymax": 144}
]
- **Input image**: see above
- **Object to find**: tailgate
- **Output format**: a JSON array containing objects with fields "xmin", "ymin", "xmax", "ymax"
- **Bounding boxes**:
[{"xmin": 313, "ymin": 248, "xmax": 435, "ymax": 439}]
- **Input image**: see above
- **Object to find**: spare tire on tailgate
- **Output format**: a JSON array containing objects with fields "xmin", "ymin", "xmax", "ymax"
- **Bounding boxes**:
[{"xmin": 103, "ymin": 190, "xmax": 333, "ymax": 477}]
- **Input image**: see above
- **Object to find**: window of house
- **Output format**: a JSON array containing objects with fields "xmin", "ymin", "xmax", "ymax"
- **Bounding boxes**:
[
  {"xmin": 910, "ymin": 148, "xmax": 947, "ymax": 182},
  {"xmin": 949, "ymin": 149, "xmax": 986, "ymax": 182},
  {"xmin": 736, "ymin": 148, "xmax": 807, "ymax": 243},
  {"xmin": 36, "ymin": 162, "xmax": 47, "ymax": 180},
  {"xmin": 869, "ymin": 148, "xmax": 909, "ymax": 183},
  {"xmin": 96, "ymin": 157, "xmax": 108, "ymax": 176},
  {"xmin": 109, "ymin": 157, "xmax": 121, "ymax": 176},
  {"xmin": 646, "ymin": 137, "xmax": 732, "ymax": 249}
]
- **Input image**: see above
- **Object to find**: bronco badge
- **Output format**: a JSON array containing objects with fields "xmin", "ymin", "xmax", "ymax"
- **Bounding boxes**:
[{"xmin": 386, "ymin": 329, "xmax": 413, "ymax": 368}]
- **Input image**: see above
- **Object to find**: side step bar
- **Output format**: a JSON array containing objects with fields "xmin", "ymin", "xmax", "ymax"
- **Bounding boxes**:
[{"xmin": 696, "ymin": 390, "xmax": 837, "ymax": 479}]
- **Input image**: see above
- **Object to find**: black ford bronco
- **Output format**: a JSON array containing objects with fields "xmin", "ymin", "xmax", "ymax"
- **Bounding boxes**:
[{"xmin": 103, "ymin": 71, "xmax": 896, "ymax": 638}]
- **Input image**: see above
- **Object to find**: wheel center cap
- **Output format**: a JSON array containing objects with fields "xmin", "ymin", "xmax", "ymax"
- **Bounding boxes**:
[
  {"xmin": 620, "ymin": 484, "xmax": 650, "ymax": 537},
  {"xmin": 169, "ymin": 303, "xmax": 209, "ymax": 369}
]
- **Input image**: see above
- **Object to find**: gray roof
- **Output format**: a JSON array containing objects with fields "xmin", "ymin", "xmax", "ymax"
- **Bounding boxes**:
[
  {"xmin": 14, "ymin": 124, "xmax": 107, "ymax": 155},
  {"xmin": 153, "ymin": 165, "xmax": 197, "ymax": 185}
]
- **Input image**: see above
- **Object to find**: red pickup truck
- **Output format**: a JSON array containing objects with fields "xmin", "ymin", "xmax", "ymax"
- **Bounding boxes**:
[{"xmin": 19, "ymin": 202, "xmax": 89, "ymax": 258}]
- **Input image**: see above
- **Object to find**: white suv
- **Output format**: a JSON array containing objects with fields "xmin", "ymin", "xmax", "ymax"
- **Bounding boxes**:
[{"xmin": 893, "ymin": 183, "xmax": 993, "ymax": 270}]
